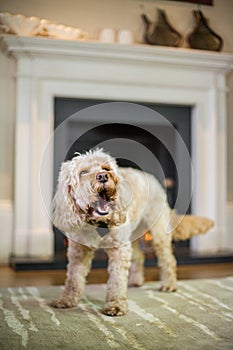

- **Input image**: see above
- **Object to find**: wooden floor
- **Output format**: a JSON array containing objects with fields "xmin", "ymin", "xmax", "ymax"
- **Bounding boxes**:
[{"xmin": 0, "ymin": 263, "xmax": 233, "ymax": 287}]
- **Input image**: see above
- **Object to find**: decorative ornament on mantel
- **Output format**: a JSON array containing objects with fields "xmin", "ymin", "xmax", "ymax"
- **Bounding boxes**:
[
  {"xmin": 0, "ymin": 12, "xmax": 88, "ymax": 41},
  {"xmin": 187, "ymin": 10, "xmax": 223, "ymax": 51},
  {"xmin": 0, "ymin": 12, "xmax": 41, "ymax": 36},
  {"xmin": 141, "ymin": 8, "xmax": 183, "ymax": 47}
]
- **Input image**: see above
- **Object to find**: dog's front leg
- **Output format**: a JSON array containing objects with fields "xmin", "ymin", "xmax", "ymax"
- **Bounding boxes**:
[
  {"xmin": 53, "ymin": 239, "xmax": 94, "ymax": 308},
  {"xmin": 151, "ymin": 224, "xmax": 177, "ymax": 292},
  {"xmin": 104, "ymin": 244, "xmax": 132, "ymax": 316},
  {"xmin": 128, "ymin": 240, "xmax": 145, "ymax": 287}
]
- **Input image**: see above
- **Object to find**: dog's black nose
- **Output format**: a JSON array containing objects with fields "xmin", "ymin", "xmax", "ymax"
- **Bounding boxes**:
[{"xmin": 96, "ymin": 172, "xmax": 108, "ymax": 183}]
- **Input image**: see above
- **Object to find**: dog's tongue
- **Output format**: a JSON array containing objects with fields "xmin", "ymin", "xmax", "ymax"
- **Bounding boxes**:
[{"xmin": 96, "ymin": 199, "xmax": 109, "ymax": 215}]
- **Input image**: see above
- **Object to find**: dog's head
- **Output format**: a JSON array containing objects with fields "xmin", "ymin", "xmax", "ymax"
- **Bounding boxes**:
[{"xmin": 53, "ymin": 149, "xmax": 127, "ymax": 233}]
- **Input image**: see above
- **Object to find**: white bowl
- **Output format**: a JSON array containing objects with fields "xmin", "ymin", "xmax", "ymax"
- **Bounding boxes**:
[
  {"xmin": 0, "ymin": 12, "xmax": 40, "ymax": 36},
  {"xmin": 40, "ymin": 21, "xmax": 88, "ymax": 40}
]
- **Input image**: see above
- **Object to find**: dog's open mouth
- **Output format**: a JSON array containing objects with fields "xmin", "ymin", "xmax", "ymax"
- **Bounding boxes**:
[
  {"xmin": 95, "ymin": 190, "xmax": 110, "ymax": 216},
  {"xmin": 95, "ymin": 201, "xmax": 109, "ymax": 216},
  {"xmin": 88, "ymin": 190, "xmax": 112, "ymax": 217}
]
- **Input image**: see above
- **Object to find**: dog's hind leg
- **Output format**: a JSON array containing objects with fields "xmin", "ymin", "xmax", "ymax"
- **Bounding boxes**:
[
  {"xmin": 52, "ymin": 239, "xmax": 94, "ymax": 308},
  {"xmin": 128, "ymin": 240, "xmax": 145, "ymax": 287},
  {"xmin": 104, "ymin": 244, "xmax": 132, "ymax": 316},
  {"xmin": 150, "ymin": 219, "xmax": 177, "ymax": 292}
]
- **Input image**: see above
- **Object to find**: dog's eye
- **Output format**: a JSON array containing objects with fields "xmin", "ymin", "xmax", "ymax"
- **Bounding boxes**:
[
  {"xmin": 102, "ymin": 166, "xmax": 111, "ymax": 171},
  {"xmin": 80, "ymin": 170, "xmax": 89, "ymax": 176}
]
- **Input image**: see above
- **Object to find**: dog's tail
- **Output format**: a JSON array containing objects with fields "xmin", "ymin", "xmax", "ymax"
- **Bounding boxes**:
[{"xmin": 171, "ymin": 212, "xmax": 214, "ymax": 241}]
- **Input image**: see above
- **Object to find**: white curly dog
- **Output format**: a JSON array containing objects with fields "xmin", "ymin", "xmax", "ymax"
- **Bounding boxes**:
[{"xmin": 52, "ymin": 149, "xmax": 213, "ymax": 316}]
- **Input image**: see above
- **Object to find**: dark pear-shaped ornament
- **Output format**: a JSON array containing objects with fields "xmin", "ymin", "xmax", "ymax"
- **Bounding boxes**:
[
  {"xmin": 188, "ymin": 10, "xmax": 223, "ymax": 51},
  {"xmin": 141, "ymin": 8, "xmax": 183, "ymax": 47}
]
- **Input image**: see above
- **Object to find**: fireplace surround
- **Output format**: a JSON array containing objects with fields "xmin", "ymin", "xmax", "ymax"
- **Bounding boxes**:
[
  {"xmin": 0, "ymin": 35, "xmax": 233, "ymax": 263},
  {"xmin": 53, "ymin": 98, "xmax": 191, "ymax": 263}
]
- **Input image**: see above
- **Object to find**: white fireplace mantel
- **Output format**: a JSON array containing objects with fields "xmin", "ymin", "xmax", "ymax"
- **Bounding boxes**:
[
  {"xmin": 2, "ymin": 35, "xmax": 233, "ymax": 70},
  {"xmin": 1, "ymin": 34, "xmax": 233, "ymax": 259}
]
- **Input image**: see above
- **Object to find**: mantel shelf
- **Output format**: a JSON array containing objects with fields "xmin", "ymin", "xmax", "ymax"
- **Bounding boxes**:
[{"xmin": 1, "ymin": 34, "xmax": 233, "ymax": 72}]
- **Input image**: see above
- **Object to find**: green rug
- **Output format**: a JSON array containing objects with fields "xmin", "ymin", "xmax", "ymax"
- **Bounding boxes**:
[{"xmin": 0, "ymin": 277, "xmax": 232, "ymax": 350}]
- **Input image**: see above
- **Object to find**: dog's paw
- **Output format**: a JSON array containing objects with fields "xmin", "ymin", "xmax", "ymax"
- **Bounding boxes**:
[
  {"xmin": 103, "ymin": 302, "xmax": 128, "ymax": 316},
  {"xmin": 159, "ymin": 284, "xmax": 177, "ymax": 292},
  {"xmin": 51, "ymin": 298, "xmax": 77, "ymax": 309},
  {"xmin": 128, "ymin": 273, "xmax": 144, "ymax": 287}
]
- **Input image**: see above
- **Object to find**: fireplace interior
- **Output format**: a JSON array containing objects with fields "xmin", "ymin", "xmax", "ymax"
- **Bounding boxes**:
[{"xmin": 53, "ymin": 98, "xmax": 192, "ymax": 267}]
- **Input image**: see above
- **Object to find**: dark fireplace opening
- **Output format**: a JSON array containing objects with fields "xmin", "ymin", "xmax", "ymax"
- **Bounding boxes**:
[{"xmin": 54, "ymin": 98, "xmax": 192, "ymax": 267}]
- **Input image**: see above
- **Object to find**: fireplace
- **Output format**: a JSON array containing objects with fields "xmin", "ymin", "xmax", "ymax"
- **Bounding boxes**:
[
  {"xmin": 53, "ymin": 98, "xmax": 191, "ymax": 265},
  {"xmin": 1, "ymin": 35, "xmax": 232, "ymax": 267}
]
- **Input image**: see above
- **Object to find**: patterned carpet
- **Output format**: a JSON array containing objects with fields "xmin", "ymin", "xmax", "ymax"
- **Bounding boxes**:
[{"xmin": 0, "ymin": 277, "xmax": 232, "ymax": 350}]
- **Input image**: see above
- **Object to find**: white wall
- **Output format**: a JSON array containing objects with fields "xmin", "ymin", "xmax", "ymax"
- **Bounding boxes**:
[
  {"xmin": 0, "ymin": 48, "xmax": 15, "ymax": 200},
  {"xmin": 227, "ymin": 74, "xmax": 233, "ymax": 202},
  {"xmin": 0, "ymin": 201, "xmax": 13, "ymax": 263},
  {"xmin": 0, "ymin": 49, "xmax": 15, "ymax": 263}
]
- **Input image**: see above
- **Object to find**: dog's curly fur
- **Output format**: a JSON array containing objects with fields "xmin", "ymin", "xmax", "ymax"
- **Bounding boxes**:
[{"xmin": 52, "ymin": 149, "xmax": 213, "ymax": 316}]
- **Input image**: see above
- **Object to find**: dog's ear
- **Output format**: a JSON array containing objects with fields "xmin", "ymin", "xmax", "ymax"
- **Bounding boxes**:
[
  {"xmin": 108, "ymin": 176, "xmax": 130, "ymax": 227},
  {"xmin": 52, "ymin": 161, "xmax": 83, "ymax": 233}
]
